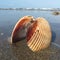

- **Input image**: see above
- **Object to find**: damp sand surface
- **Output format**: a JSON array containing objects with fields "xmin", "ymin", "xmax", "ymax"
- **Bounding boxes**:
[{"xmin": 0, "ymin": 38, "xmax": 60, "ymax": 60}]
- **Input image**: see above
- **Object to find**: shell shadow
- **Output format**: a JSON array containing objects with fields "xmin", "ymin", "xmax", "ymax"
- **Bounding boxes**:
[{"xmin": 51, "ymin": 31, "xmax": 56, "ymax": 42}]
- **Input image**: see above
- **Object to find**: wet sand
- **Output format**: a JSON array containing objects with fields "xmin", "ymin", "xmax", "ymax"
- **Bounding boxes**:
[{"xmin": 0, "ymin": 38, "xmax": 60, "ymax": 60}]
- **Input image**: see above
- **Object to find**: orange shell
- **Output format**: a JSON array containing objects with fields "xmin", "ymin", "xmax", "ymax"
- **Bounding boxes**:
[
  {"xmin": 11, "ymin": 16, "xmax": 52, "ymax": 52},
  {"xmin": 27, "ymin": 17, "xmax": 52, "ymax": 52},
  {"xmin": 11, "ymin": 16, "xmax": 33, "ymax": 43}
]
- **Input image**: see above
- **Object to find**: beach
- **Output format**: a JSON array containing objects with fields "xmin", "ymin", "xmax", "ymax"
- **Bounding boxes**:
[{"xmin": 0, "ymin": 10, "xmax": 60, "ymax": 60}]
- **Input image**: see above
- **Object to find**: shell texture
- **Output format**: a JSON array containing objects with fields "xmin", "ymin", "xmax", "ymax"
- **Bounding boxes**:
[
  {"xmin": 27, "ymin": 17, "xmax": 52, "ymax": 52},
  {"xmin": 11, "ymin": 16, "xmax": 52, "ymax": 52}
]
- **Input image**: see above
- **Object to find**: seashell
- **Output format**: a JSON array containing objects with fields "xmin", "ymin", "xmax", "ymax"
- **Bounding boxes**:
[
  {"xmin": 11, "ymin": 16, "xmax": 52, "ymax": 52},
  {"xmin": 11, "ymin": 16, "xmax": 34, "ymax": 43},
  {"xmin": 27, "ymin": 17, "xmax": 52, "ymax": 52}
]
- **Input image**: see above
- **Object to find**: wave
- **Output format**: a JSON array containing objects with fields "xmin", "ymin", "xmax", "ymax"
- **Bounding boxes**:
[{"xmin": 0, "ymin": 8, "xmax": 60, "ymax": 11}]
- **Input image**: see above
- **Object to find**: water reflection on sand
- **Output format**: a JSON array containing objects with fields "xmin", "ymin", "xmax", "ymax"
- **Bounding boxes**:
[{"xmin": 0, "ymin": 37, "xmax": 60, "ymax": 60}]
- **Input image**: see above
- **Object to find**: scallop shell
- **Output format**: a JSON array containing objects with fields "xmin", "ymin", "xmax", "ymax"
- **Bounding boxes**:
[
  {"xmin": 27, "ymin": 17, "xmax": 52, "ymax": 52},
  {"xmin": 11, "ymin": 16, "xmax": 33, "ymax": 43},
  {"xmin": 11, "ymin": 16, "xmax": 52, "ymax": 52}
]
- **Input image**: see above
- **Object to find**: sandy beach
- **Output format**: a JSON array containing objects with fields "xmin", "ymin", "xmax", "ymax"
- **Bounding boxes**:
[{"xmin": 0, "ymin": 10, "xmax": 60, "ymax": 60}]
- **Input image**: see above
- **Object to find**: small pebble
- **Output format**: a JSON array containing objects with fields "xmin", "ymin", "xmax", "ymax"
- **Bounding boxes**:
[{"xmin": 1, "ymin": 33, "xmax": 4, "ymax": 36}]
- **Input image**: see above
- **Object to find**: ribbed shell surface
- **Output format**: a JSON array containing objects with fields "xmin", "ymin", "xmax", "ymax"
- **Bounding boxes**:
[{"xmin": 27, "ymin": 18, "xmax": 52, "ymax": 52}]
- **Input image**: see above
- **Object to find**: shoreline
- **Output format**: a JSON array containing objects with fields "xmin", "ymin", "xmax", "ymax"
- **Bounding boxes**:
[{"xmin": 0, "ymin": 8, "xmax": 60, "ymax": 11}]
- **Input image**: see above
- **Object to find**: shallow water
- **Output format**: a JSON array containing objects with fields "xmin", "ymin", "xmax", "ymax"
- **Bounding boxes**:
[{"xmin": 0, "ymin": 10, "xmax": 60, "ymax": 60}]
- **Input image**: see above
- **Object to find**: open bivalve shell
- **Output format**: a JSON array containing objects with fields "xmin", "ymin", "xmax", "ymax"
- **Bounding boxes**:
[{"xmin": 11, "ymin": 16, "xmax": 52, "ymax": 52}]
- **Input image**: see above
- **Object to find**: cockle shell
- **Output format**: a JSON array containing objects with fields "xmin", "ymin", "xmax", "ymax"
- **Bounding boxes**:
[
  {"xmin": 11, "ymin": 16, "xmax": 52, "ymax": 52},
  {"xmin": 11, "ymin": 16, "xmax": 34, "ymax": 43},
  {"xmin": 27, "ymin": 17, "xmax": 52, "ymax": 52}
]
